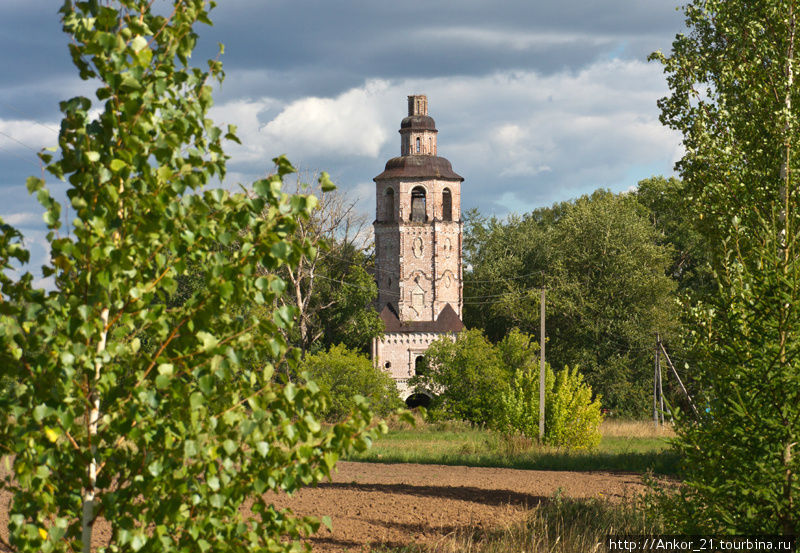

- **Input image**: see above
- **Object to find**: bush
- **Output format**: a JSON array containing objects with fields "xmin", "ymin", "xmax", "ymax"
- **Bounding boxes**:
[
  {"xmin": 416, "ymin": 328, "xmax": 602, "ymax": 448},
  {"xmin": 547, "ymin": 366, "xmax": 603, "ymax": 449},
  {"xmin": 499, "ymin": 365, "xmax": 554, "ymax": 441},
  {"xmin": 301, "ymin": 344, "xmax": 403, "ymax": 421},
  {"xmin": 412, "ymin": 329, "xmax": 508, "ymax": 425},
  {"xmin": 500, "ymin": 364, "xmax": 602, "ymax": 450}
]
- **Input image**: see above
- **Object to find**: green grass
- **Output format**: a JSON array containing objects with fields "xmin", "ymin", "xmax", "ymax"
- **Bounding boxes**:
[{"xmin": 346, "ymin": 418, "xmax": 679, "ymax": 475}]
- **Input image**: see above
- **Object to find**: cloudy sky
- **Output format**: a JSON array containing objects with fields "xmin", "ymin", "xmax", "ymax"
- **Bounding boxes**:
[{"xmin": 0, "ymin": 1, "xmax": 686, "ymax": 284}]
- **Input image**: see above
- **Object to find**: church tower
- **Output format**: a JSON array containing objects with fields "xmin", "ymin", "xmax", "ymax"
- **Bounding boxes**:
[{"xmin": 372, "ymin": 95, "xmax": 465, "ymax": 400}]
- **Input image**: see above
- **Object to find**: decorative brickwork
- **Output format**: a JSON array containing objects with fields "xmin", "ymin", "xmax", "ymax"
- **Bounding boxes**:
[{"xmin": 372, "ymin": 95, "xmax": 465, "ymax": 400}]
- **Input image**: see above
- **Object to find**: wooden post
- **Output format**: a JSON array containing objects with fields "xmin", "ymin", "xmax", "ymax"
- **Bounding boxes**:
[
  {"xmin": 658, "ymin": 334, "xmax": 665, "ymax": 425},
  {"xmin": 654, "ymin": 334, "xmax": 660, "ymax": 429},
  {"xmin": 659, "ymin": 342, "xmax": 700, "ymax": 419},
  {"xmin": 539, "ymin": 287, "xmax": 546, "ymax": 443}
]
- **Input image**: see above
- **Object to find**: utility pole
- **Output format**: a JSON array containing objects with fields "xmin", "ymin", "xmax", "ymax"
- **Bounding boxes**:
[
  {"xmin": 654, "ymin": 334, "xmax": 660, "ymax": 429},
  {"xmin": 658, "ymin": 334, "xmax": 665, "ymax": 425},
  {"xmin": 659, "ymin": 341, "xmax": 700, "ymax": 419},
  {"xmin": 539, "ymin": 287, "xmax": 546, "ymax": 443}
]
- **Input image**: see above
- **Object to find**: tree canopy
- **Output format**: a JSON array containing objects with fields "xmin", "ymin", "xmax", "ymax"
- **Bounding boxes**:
[
  {"xmin": 464, "ymin": 189, "xmax": 678, "ymax": 416},
  {"xmin": 0, "ymin": 2, "xmax": 381, "ymax": 551},
  {"xmin": 652, "ymin": 0, "xmax": 800, "ymax": 533}
]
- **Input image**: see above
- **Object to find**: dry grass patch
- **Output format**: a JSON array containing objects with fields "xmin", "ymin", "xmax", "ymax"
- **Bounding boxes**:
[{"xmin": 601, "ymin": 419, "xmax": 675, "ymax": 439}]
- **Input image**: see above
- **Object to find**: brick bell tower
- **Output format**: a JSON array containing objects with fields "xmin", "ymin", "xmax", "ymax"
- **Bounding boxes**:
[{"xmin": 372, "ymin": 95, "xmax": 465, "ymax": 401}]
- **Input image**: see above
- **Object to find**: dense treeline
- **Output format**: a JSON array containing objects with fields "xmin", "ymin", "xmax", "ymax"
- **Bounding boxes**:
[{"xmin": 463, "ymin": 177, "xmax": 710, "ymax": 417}]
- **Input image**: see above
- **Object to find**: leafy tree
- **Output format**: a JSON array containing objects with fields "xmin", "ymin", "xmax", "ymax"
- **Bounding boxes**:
[
  {"xmin": 413, "ymin": 329, "xmax": 508, "ymax": 425},
  {"xmin": 310, "ymin": 244, "xmax": 383, "ymax": 355},
  {"xmin": 462, "ymin": 208, "xmax": 551, "ymax": 341},
  {"xmin": 464, "ymin": 191, "xmax": 678, "ymax": 416},
  {"xmin": 548, "ymin": 191, "xmax": 677, "ymax": 413},
  {"xmin": 652, "ymin": 0, "xmax": 800, "ymax": 533},
  {"xmin": 300, "ymin": 344, "xmax": 403, "ymax": 421},
  {"xmin": 0, "ymin": 2, "xmax": 381, "ymax": 552},
  {"xmin": 276, "ymin": 183, "xmax": 383, "ymax": 357},
  {"xmin": 633, "ymin": 176, "xmax": 714, "ymax": 297}
]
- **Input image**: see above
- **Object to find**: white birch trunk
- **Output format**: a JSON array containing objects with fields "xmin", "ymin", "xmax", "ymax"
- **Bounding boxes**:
[{"xmin": 82, "ymin": 307, "xmax": 109, "ymax": 553}]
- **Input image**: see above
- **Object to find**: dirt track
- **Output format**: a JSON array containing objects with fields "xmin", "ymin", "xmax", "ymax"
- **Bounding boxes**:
[{"xmin": 1, "ymin": 461, "xmax": 646, "ymax": 552}]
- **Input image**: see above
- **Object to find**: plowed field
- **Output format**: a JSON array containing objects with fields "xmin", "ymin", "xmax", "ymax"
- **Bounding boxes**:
[{"xmin": 1, "ymin": 461, "xmax": 646, "ymax": 552}]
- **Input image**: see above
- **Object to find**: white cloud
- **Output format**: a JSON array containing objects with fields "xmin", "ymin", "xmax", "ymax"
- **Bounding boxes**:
[
  {"xmin": 0, "ymin": 211, "xmax": 38, "ymax": 226},
  {"xmin": 211, "ymin": 81, "xmax": 395, "ymax": 169},
  {"xmin": 261, "ymin": 82, "xmax": 393, "ymax": 159},
  {"xmin": 213, "ymin": 59, "xmax": 680, "ymax": 213},
  {"xmin": 0, "ymin": 118, "xmax": 58, "ymax": 152}
]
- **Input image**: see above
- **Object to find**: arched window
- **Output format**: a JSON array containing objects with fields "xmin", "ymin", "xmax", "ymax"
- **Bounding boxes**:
[
  {"xmin": 416, "ymin": 137, "xmax": 420, "ymax": 153},
  {"xmin": 384, "ymin": 188, "xmax": 395, "ymax": 221},
  {"xmin": 414, "ymin": 356, "xmax": 427, "ymax": 376},
  {"xmin": 410, "ymin": 186, "xmax": 427, "ymax": 222},
  {"xmin": 442, "ymin": 188, "xmax": 452, "ymax": 221}
]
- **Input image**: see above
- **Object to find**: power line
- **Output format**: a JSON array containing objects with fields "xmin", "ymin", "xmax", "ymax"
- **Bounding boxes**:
[
  {"xmin": 0, "ymin": 142, "xmax": 38, "ymax": 164},
  {"xmin": 0, "ymin": 102, "xmax": 60, "ymax": 135},
  {"xmin": 0, "ymin": 130, "xmax": 41, "ymax": 153}
]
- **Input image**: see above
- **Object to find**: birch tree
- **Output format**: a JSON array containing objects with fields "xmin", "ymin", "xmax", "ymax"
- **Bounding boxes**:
[
  {"xmin": 0, "ymin": 1, "xmax": 380, "ymax": 551},
  {"xmin": 273, "ymin": 182, "xmax": 381, "ymax": 357},
  {"xmin": 652, "ymin": 0, "xmax": 800, "ymax": 533}
]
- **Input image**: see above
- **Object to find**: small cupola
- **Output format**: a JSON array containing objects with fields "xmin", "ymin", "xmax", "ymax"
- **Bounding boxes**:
[{"xmin": 400, "ymin": 95, "xmax": 437, "ymax": 156}]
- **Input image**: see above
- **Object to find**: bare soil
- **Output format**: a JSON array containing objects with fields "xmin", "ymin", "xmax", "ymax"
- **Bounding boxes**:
[{"xmin": 1, "ymin": 461, "xmax": 646, "ymax": 552}]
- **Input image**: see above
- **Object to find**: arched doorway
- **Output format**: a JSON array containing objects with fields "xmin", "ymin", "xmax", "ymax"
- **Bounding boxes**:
[{"xmin": 405, "ymin": 392, "xmax": 432, "ymax": 409}]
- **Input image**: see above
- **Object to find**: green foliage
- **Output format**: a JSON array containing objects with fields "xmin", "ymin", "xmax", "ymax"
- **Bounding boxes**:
[
  {"xmin": 652, "ymin": 0, "xmax": 800, "ymax": 534},
  {"xmin": 498, "ymin": 364, "xmax": 554, "ymax": 442},
  {"xmin": 633, "ymin": 176, "xmax": 714, "ymax": 297},
  {"xmin": 413, "ymin": 329, "xmax": 507, "ymax": 425},
  {"xmin": 0, "ymin": 2, "xmax": 381, "ymax": 552},
  {"xmin": 300, "ymin": 344, "xmax": 403, "ymax": 421},
  {"xmin": 276, "ymin": 184, "xmax": 383, "ymax": 357},
  {"xmin": 656, "ymin": 219, "xmax": 800, "ymax": 534},
  {"xmin": 498, "ymin": 331, "xmax": 602, "ymax": 449},
  {"xmin": 415, "ymin": 328, "xmax": 601, "ymax": 449},
  {"xmin": 546, "ymin": 367, "xmax": 603, "ymax": 450},
  {"xmin": 312, "ymin": 250, "xmax": 383, "ymax": 354},
  {"xmin": 464, "ymin": 190, "xmax": 678, "ymax": 416}
]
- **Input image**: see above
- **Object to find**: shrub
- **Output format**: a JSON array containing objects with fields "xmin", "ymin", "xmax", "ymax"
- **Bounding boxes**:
[
  {"xmin": 412, "ymin": 329, "xmax": 508, "ymax": 425},
  {"xmin": 498, "ymin": 365, "xmax": 554, "ymax": 441},
  {"xmin": 500, "ymin": 364, "xmax": 602, "ymax": 450},
  {"xmin": 416, "ymin": 327, "xmax": 602, "ymax": 448},
  {"xmin": 547, "ymin": 366, "xmax": 603, "ymax": 449},
  {"xmin": 301, "ymin": 344, "xmax": 403, "ymax": 421}
]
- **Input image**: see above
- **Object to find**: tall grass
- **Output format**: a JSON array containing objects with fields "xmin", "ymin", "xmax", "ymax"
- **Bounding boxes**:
[
  {"xmin": 369, "ymin": 493, "xmax": 663, "ymax": 553},
  {"xmin": 601, "ymin": 419, "xmax": 675, "ymax": 438}
]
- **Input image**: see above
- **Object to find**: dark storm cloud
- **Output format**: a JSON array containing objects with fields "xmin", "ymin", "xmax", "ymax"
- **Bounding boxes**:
[
  {"xmin": 1, "ymin": 1, "xmax": 688, "ymax": 285},
  {"xmin": 195, "ymin": 0, "xmax": 684, "ymax": 100}
]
